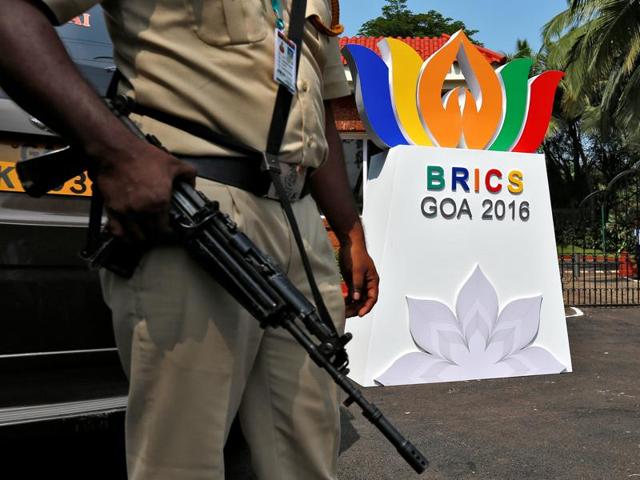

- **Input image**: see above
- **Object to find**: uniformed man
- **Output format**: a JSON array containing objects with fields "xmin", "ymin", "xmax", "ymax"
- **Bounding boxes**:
[{"xmin": 0, "ymin": 0, "xmax": 379, "ymax": 479}]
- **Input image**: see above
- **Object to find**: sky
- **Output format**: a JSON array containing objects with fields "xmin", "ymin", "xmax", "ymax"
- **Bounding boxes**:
[{"xmin": 340, "ymin": 0, "xmax": 568, "ymax": 55}]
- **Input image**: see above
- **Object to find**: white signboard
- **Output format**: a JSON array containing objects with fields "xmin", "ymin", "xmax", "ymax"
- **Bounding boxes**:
[{"xmin": 346, "ymin": 146, "xmax": 572, "ymax": 387}]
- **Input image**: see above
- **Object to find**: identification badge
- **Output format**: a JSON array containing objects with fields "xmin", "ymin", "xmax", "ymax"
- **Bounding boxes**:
[{"xmin": 274, "ymin": 29, "xmax": 297, "ymax": 94}]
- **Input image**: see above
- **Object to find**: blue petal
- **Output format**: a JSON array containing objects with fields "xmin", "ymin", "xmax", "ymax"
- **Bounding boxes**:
[{"xmin": 342, "ymin": 45, "xmax": 408, "ymax": 148}]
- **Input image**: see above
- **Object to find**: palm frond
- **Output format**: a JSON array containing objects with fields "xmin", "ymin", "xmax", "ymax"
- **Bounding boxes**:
[{"xmin": 544, "ymin": 0, "xmax": 640, "ymax": 134}]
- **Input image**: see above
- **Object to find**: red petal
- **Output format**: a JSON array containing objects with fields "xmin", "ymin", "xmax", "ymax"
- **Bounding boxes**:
[{"xmin": 512, "ymin": 71, "xmax": 564, "ymax": 153}]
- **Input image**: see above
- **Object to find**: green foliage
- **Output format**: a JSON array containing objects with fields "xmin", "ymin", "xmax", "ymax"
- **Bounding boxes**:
[
  {"xmin": 505, "ymin": 38, "xmax": 545, "ymax": 75},
  {"xmin": 553, "ymin": 166, "xmax": 640, "ymax": 255},
  {"xmin": 542, "ymin": 0, "xmax": 640, "ymax": 138},
  {"xmin": 357, "ymin": 0, "xmax": 480, "ymax": 42},
  {"xmin": 537, "ymin": 1, "xmax": 640, "ymax": 215},
  {"xmin": 604, "ymin": 178, "xmax": 640, "ymax": 253},
  {"xmin": 553, "ymin": 208, "xmax": 603, "ymax": 251},
  {"xmin": 544, "ymin": 112, "xmax": 638, "ymax": 208},
  {"xmin": 512, "ymin": 39, "xmax": 533, "ymax": 59}
]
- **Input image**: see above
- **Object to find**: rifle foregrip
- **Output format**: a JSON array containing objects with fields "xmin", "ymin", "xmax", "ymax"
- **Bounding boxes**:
[{"xmin": 16, "ymin": 146, "xmax": 85, "ymax": 198}]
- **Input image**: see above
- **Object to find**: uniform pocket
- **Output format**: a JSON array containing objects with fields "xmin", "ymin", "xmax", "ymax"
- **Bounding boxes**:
[{"xmin": 186, "ymin": 0, "xmax": 268, "ymax": 46}]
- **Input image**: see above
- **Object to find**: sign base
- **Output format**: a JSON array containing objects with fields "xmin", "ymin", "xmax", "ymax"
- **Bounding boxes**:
[{"xmin": 347, "ymin": 146, "xmax": 572, "ymax": 387}]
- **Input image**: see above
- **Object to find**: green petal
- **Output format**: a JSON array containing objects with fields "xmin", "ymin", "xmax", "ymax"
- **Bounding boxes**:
[{"xmin": 489, "ymin": 58, "xmax": 533, "ymax": 152}]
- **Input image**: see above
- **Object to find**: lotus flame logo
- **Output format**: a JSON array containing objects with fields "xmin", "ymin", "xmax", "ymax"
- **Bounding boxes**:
[{"xmin": 343, "ymin": 31, "xmax": 564, "ymax": 152}]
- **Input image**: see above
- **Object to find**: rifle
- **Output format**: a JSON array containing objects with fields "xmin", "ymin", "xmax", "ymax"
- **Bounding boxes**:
[{"xmin": 16, "ymin": 99, "xmax": 429, "ymax": 474}]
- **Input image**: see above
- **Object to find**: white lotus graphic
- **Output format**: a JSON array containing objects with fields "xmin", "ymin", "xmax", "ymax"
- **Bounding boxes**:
[{"xmin": 376, "ymin": 266, "xmax": 567, "ymax": 386}]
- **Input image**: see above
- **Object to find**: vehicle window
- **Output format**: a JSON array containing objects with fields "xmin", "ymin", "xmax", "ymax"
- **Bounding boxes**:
[
  {"xmin": 57, "ymin": 6, "xmax": 113, "ymax": 66},
  {"xmin": 0, "ymin": 6, "xmax": 113, "ymax": 101}
]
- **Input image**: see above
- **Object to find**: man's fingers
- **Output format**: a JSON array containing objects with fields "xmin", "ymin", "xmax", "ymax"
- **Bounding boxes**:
[
  {"xmin": 357, "ymin": 305, "xmax": 371, "ymax": 317},
  {"xmin": 130, "ymin": 208, "xmax": 172, "ymax": 235},
  {"xmin": 120, "ymin": 215, "xmax": 147, "ymax": 242},
  {"xmin": 356, "ymin": 268, "xmax": 380, "ymax": 317},
  {"xmin": 358, "ymin": 277, "xmax": 378, "ymax": 317},
  {"xmin": 174, "ymin": 159, "xmax": 198, "ymax": 186},
  {"xmin": 106, "ymin": 216, "xmax": 125, "ymax": 238},
  {"xmin": 345, "ymin": 302, "xmax": 360, "ymax": 318},
  {"xmin": 356, "ymin": 294, "xmax": 377, "ymax": 317},
  {"xmin": 350, "ymin": 268, "xmax": 364, "ymax": 302},
  {"xmin": 107, "ymin": 209, "xmax": 149, "ymax": 243}
]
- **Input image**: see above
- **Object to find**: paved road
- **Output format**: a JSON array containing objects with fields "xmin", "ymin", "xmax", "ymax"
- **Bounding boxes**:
[
  {"xmin": 335, "ymin": 307, "xmax": 640, "ymax": 479},
  {"xmin": 4, "ymin": 307, "xmax": 639, "ymax": 479}
]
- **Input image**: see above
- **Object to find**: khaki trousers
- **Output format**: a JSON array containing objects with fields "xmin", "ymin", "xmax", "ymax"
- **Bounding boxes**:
[{"xmin": 100, "ymin": 179, "xmax": 346, "ymax": 480}]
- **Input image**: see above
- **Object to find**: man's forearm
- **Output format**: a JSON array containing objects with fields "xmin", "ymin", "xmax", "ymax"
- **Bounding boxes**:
[
  {"xmin": 0, "ymin": 0, "xmax": 138, "ymax": 160},
  {"xmin": 310, "ymin": 100, "xmax": 364, "ymax": 245},
  {"xmin": 312, "ymin": 100, "xmax": 379, "ymax": 315}
]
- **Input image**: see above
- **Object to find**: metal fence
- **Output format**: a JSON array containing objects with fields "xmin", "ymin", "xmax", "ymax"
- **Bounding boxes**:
[{"xmin": 555, "ymin": 165, "xmax": 640, "ymax": 306}]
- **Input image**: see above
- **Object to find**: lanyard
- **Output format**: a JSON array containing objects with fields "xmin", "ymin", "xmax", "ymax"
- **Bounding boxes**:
[{"xmin": 271, "ymin": 0, "xmax": 285, "ymax": 30}]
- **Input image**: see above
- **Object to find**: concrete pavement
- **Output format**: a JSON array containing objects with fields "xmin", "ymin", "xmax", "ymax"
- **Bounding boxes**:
[
  {"xmin": 336, "ymin": 307, "xmax": 640, "ymax": 479},
  {"xmin": 5, "ymin": 307, "xmax": 637, "ymax": 479}
]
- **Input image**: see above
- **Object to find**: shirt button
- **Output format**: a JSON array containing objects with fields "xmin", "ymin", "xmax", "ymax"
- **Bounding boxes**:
[
  {"xmin": 300, "ymin": 81, "xmax": 309, "ymax": 92},
  {"xmin": 307, "ymin": 137, "xmax": 314, "ymax": 147}
]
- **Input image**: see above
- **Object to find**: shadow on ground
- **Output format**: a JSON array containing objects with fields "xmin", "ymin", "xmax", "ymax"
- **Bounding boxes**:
[
  {"xmin": 2, "ymin": 308, "xmax": 638, "ymax": 479},
  {"xmin": 337, "ymin": 307, "xmax": 640, "ymax": 479}
]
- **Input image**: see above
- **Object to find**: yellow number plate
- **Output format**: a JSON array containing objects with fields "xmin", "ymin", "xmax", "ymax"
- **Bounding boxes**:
[
  {"xmin": 0, "ymin": 142, "xmax": 92, "ymax": 197},
  {"xmin": 0, "ymin": 160, "xmax": 93, "ymax": 197}
]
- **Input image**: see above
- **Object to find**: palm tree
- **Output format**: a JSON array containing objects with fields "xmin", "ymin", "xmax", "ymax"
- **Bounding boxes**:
[
  {"xmin": 513, "ymin": 39, "xmax": 533, "ymax": 59},
  {"xmin": 542, "ymin": 0, "xmax": 640, "ymax": 136}
]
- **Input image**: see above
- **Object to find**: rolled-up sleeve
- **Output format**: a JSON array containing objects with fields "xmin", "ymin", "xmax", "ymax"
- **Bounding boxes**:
[
  {"xmin": 322, "ymin": 37, "xmax": 351, "ymax": 100},
  {"xmin": 40, "ymin": 0, "xmax": 100, "ymax": 25}
]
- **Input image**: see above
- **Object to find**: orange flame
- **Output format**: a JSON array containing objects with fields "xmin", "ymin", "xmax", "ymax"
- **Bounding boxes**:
[{"xmin": 417, "ymin": 32, "xmax": 503, "ymax": 150}]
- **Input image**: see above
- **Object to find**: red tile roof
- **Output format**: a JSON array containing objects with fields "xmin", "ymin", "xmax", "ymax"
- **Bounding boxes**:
[
  {"xmin": 338, "ymin": 34, "xmax": 506, "ymax": 65},
  {"xmin": 333, "ymin": 95, "xmax": 364, "ymax": 133}
]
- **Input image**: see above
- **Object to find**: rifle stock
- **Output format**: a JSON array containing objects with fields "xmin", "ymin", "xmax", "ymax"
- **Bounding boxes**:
[{"xmin": 16, "ymin": 146, "xmax": 85, "ymax": 198}]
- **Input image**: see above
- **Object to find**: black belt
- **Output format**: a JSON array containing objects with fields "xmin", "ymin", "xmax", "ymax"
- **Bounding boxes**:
[
  {"xmin": 120, "ymin": 100, "xmax": 310, "ymax": 201},
  {"xmin": 179, "ymin": 154, "xmax": 311, "ymax": 200}
]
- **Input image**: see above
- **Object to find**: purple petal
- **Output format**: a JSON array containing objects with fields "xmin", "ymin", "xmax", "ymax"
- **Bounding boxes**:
[
  {"xmin": 488, "ymin": 328, "xmax": 516, "ymax": 358},
  {"xmin": 375, "ymin": 352, "xmax": 451, "ymax": 386},
  {"xmin": 342, "ymin": 45, "xmax": 409, "ymax": 148},
  {"xmin": 504, "ymin": 346, "xmax": 567, "ymax": 375},
  {"xmin": 438, "ymin": 330, "xmax": 468, "ymax": 364},
  {"xmin": 502, "ymin": 356, "xmax": 529, "ymax": 374},
  {"xmin": 456, "ymin": 266, "xmax": 498, "ymax": 342},
  {"xmin": 463, "ymin": 311, "xmax": 492, "ymax": 352},
  {"xmin": 493, "ymin": 296, "xmax": 542, "ymax": 356},
  {"xmin": 406, "ymin": 297, "xmax": 463, "ymax": 360}
]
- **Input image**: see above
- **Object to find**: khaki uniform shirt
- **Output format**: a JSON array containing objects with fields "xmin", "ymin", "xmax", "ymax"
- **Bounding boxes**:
[{"xmin": 43, "ymin": 0, "xmax": 350, "ymax": 167}]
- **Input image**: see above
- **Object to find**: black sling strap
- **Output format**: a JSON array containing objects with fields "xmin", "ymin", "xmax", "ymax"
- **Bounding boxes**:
[{"xmin": 82, "ymin": 65, "xmax": 122, "ymax": 259}]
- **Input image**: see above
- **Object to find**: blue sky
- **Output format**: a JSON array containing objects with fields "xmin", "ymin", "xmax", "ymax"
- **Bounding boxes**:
[{"xmin": 340, "ymin": 0, "xmax": 568, "ymax": 55}]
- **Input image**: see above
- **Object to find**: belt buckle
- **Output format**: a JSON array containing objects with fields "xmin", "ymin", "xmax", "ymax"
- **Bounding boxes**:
[{"xmin": 266, "ymin": 163, "xmax": 307, "ymax": 201}]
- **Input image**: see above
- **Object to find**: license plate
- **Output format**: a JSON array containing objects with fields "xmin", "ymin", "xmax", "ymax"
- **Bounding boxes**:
[{"xmin": 0, "ymin": 142, "xmax": 92, "ymax": 197}]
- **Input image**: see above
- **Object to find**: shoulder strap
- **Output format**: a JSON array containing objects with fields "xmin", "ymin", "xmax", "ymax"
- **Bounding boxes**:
[
  {"xmin": 131, "ymin": 102, "xmax": 263, "ymax": 160},
  {"xmin": 264, "ymin": 0, "xmax": 339, "ymax": 335},
  {"xmin": 265, "ymin": 0, "xmax": 307, "ymax": 156},
  {"xmin": 81, "ymin": 67, "xmax": 125, "ymax": 260}
]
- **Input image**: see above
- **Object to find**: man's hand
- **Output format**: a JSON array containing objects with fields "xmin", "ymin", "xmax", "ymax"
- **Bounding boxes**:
[
  {"xmin": 91, "ymin": 138, "xmax": 197, "ymax": 241},
  {"xmin": 310, "ymin": 99, "xmax": 380, "ymax": 318},
  {"xmin": 339, "ymin": 239, "xmax": 379, "ymax": 318}
]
